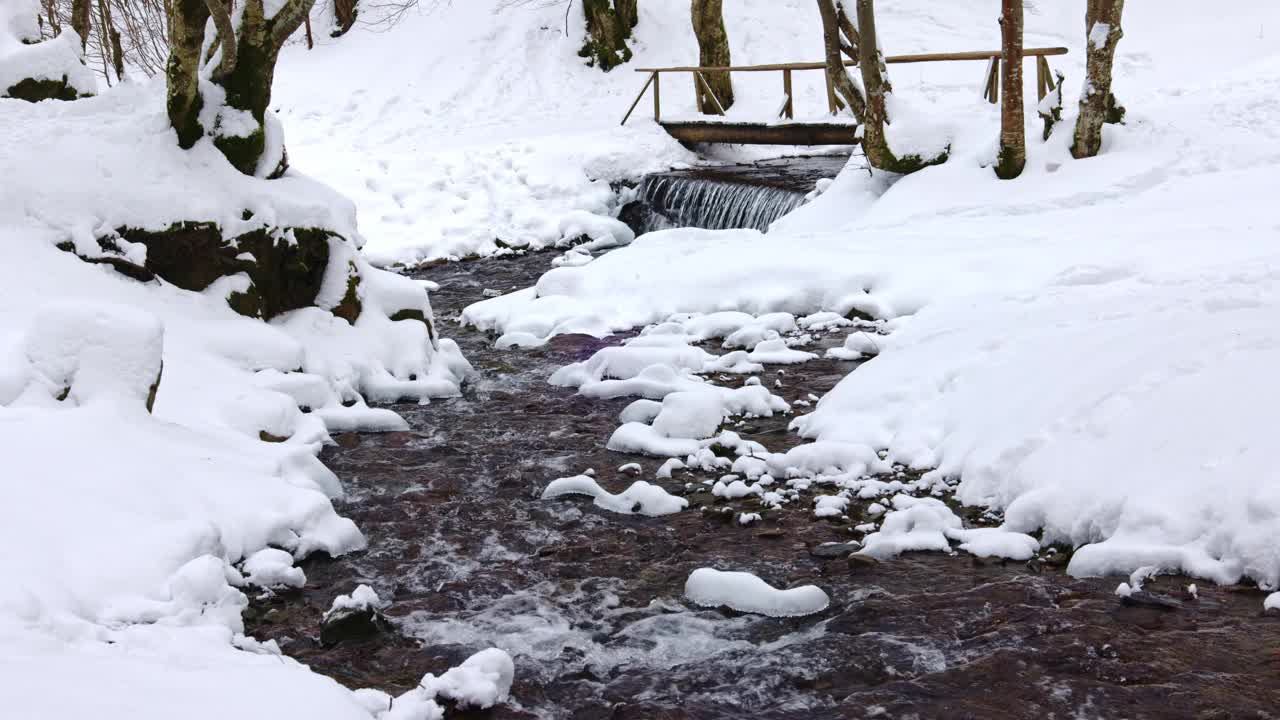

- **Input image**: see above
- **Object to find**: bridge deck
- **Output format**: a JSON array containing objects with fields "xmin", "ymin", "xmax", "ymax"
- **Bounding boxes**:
[{"xmin": 659, "ymin": 121, "xmax": 858, "ymax": 146}]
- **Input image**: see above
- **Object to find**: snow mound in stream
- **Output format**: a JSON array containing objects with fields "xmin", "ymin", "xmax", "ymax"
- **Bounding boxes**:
[
  {"xmin": 684, "ymin": 568, "xmax": 829, "ymax": 618},
  {"xmin": 542, "ymin": 475, "xmax": 688, "ymax": 517}
]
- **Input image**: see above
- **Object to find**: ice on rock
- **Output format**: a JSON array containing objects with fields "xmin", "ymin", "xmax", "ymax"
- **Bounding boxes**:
[
  {"xmin": 542, "ymin": 475, "xmax": 688, "ymax": 516},
  {"xmin": 241, "ymin": 548, "xmax": 306, "ymax": 589},
  {"xmin": 684, "ymin": 568, "xmax": 829, "ymax": 617}
]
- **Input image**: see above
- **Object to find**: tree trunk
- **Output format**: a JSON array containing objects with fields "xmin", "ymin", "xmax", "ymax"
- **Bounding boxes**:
[
  {"xmin": 71, "ymin": 0, "xmax": 92, "ymax": 50},
  {"xmin": 691, "ymin": 0, "xmax": 732, "ymax": 114},
  {"xmin": 110, "ymin": 26, "xmax": 126, "ymax": 80},
  {"xmin": 854, "ymin": 0, "xmax": 946, "ymax": 173},
  {"xmin": 816, "ymin": 0, "xmax": 864, "ymax": 120},
  {"xmin": 166, "ymin": 0, "xmax": 208, "ymax": 149},
  {"xmin": 580, "ymin": 0, "xmax": 638, "ymax": 72},
  {"xmin": 332, "ymin": 0, "xmax": 358, "ymax": 37},
  {"xmin": 995, "ymin": 0, "xmax": 1025, "ymax": 179},
  {"xmin": 1071, "ymin": 0, "xmax": 1124, "ymax": 159},
  {"xmin": 167, "ymin": 0, "xmax": 315, "ymax": 176}
]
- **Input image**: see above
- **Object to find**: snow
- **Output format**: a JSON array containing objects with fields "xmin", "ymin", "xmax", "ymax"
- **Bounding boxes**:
[
  {"xmin": 0, "ymin": 0, "xmax": 96, "ymax": 97},
  {"xmin": 242, "ymin": 548, "xmax": 308, "ymax": 589},
  {"xmin": 328, "ymin": 585, "xmax": 386, "ymax": 616},
  {"xmin": 383, "ymin": 648, "xmax": 515, "ymax": 719},
  {"xmin": 684, "ymin": 568, "xmax": 830, "ymax": 617},
  {"xmin": 460, "ymin": 0, "xmax": 1280, "ymax": 601},
  {"xmin": 5, "ymin": 0, "xmax": 1280, "ymax": 711},
  {"xmin": 542, "ymin": 474, "xmax": 689, "ymax": 516}
]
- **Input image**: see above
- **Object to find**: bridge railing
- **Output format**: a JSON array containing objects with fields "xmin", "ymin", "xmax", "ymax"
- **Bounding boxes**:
[{"xmin": 620, "ymin": 47, "xmax": 1068, "ymax": 126}]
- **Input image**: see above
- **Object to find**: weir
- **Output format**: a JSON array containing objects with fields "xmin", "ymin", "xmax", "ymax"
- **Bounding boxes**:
[{"xmin": 625, "ymin": 154, "xmax": 850, "ymax": 233}]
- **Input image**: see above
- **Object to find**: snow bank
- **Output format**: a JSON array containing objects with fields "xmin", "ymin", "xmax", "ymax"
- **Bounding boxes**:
[
  {"xmin": 542, "ymin": 475, "xmax": 688, "ymax": 516},
  {"xmin": 0, "ymin": 0, "xmax": 95, "ymax": 98},
  {"xmin": 684, "ymin": 568, "xmax": 829, "ymax": 617},
  {"xmin": 0, "ymin": 28, "xmax": 469, "ymax": 718},
  {"xmin": 462, "ymin": 2, "xmax": 1280, "ymax": 599}
]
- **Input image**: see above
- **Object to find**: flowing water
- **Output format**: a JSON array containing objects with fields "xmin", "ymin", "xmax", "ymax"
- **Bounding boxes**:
[
  {"xmin": 627, "ymin": 154, "xmax": 851, "ymax": 233},
  {"xmin": 246, "ymin": 247, "xmax": 1280, "ymax": 720}
]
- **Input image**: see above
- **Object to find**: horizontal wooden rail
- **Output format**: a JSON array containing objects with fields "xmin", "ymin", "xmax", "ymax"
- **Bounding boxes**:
[{"xmin": 635, "ymin": 47, "xmax": 1067, "ymax": 74}]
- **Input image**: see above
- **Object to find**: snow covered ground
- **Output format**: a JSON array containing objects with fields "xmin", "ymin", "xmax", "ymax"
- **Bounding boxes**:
[
  {"xmin": 465, "ymin": 0, "xmax": 1280, "ymax": 600},
  {"xmin": 5, "ymin": 0, "xmax": 1280, "ymax": 716},
  {"xmin": 274, "ymin": 0, "xmax": 1080, "ymax": 265}
]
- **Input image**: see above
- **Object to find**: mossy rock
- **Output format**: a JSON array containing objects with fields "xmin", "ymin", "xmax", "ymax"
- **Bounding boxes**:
[
  {"xmin": 4, "ymin": 76, "xmax": 83, "ymax": 103},
  {"xmin": 63, "ymin": 222, "xmax": 351, "ymax": 321},
  {"xmin": 331, "ymin": 263, "xmax": 362, "ymax": 325}
]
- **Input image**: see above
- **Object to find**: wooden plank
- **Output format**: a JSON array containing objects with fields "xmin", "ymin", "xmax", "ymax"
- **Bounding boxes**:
[
  {"xmin": 635, "ymin": 47, "xmax": 1067, "ymax": 73},
  {"xmin": 659, "ymin": 121, "xmax": 858, "ymax": 146},
  {"xmin": 620, "ymin": 71, "xmax": 656, "ymax": 126}
]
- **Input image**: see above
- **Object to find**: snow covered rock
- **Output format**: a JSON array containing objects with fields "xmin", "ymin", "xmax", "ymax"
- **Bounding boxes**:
[
  {"xmin": 384, "ymin": 648, "xmax": 515, "ymax": 719},
  {"xmin": 858, "ymin": 495, "xmax": 1039, "ymax": 561},
  {"xmin": 18, "ymin": 303, "xmax": 164, "ymax": 411},
  {"xmin": 321, "ymin": 584, "xmax": 392, "ymax": 647},
  {"xmin": 0, "ymin": 0, "xmax": 95, "ymax": 102},
  {"xmin": 541, "ymin": 475, "xmax": 688, "ymax": 516},
  {"xmin": 684, "ymin": 568, "xmax": 830, "ymax": 617},
  {"xmin": 241, "ymin": 548, "xmax": 307, "ymax": 590}
]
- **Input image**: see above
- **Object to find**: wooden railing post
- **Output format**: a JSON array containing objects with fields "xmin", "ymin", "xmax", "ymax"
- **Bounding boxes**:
[
  {"xmin": 1036, "ymin": 55, "xmax": 1051, "ymax": 101},
  {"xmin": 653, "ymin": 71, "xmax": 661, "ymax": 122},
  {"xmin": 983, "ymin": 56, "xmax": 1000, "ymax": 104},
  {"xmin": 783, "ymin": 68, "xmax": 794, "ymax": 119},
  {"xmin": 620, "ymin": 71, "xmax": 657, "ymax": 126}
]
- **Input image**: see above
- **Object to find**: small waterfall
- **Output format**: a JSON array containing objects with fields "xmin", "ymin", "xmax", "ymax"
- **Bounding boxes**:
[{"xmin": 636, "ymin": 175, "xmax": 807, "ymax": 233}]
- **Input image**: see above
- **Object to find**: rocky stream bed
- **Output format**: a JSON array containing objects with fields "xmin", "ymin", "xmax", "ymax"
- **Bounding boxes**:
[{"xmin": 245, "ymin": 244, "xmax": 1280, "ymax": 720}]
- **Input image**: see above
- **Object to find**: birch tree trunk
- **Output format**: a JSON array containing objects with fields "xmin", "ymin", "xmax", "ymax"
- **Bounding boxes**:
[
  {"xmin": 995, "ymin": 0, "xmax": 1025, "ymax": 179},
  {"xmin": 816, "ymin": 0, "xmax": 864, "ymax": 120},
  {"xmin": 1071, "ymin": 0, "xmax": 1124, "ymax": 159},
  {"xmin": 691, "ymin": 0, "xmax": 733, "ymax": 113},
  {"xmin": 580, "ymin": 0, "xmax": 639, "ymax": 71}
]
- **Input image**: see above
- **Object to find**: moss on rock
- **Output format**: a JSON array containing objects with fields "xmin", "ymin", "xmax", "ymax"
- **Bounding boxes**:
[
  {"xmin": 4, "ymin": 76, "xmax": 84, "ymax": 102},
  {"xmin": 61, "ymin": 223, "xmax": 347, "ymax": 321}
]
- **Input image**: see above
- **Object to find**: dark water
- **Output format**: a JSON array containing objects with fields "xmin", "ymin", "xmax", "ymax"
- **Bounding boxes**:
[
  {"xmin": 626, "ymin": 154, "xmax": 851, "ymax": 233},
  {"xmin": 246, "ymin": 251, "xmax": 1280, "ymax": 720}
]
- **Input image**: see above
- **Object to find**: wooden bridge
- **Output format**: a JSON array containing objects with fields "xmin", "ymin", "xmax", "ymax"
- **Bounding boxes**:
[{"xmin": 621, "ymin": 47, "xmax": 1068, "ymax": 147}]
